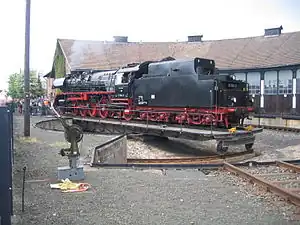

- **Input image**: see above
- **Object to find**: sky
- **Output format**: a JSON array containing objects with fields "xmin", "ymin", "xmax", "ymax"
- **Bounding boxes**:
[{"xmin": 1, "ymin": 0, "xmax": 300, "ymax": 90}]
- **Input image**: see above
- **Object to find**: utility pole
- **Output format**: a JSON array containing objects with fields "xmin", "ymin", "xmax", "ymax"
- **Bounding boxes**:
[{"xmin": 24, "ymin": 0, "xmax": 31, "ymax": 137}]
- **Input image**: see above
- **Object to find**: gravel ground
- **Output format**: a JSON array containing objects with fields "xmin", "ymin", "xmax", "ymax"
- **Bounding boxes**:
[
  {"xmin": 231, "ymin": 164, "xmax": 300, "ymax": 189},
  {"xmin": 211, "ymin": 163, "xmax": 300, "ymax": 221},
  {"xmin": 127, "ymin": 136, "xmax": 217, "ymax": 159},
  {"xmin": 10, "ymin": 115, "xmax": 300, "ymax": 225},
  {"xmin": 244, "ymin": 129, "xmax": 300, "ymax": 162},
  {"xmin": 212, "ymin": 169, "xmax": 300, "ymax": 221},
  {"xmin": 241, "ymin": 165, "xmax": 291, "ymax": 174}
]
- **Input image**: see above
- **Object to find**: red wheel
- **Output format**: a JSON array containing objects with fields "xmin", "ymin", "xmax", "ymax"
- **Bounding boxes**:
[
  {"xmin": 99, "ymin": 106, "xmax": 109, "ymax": 118},
  {"xmin": 123, "ymin": 109, "xmax": 133, "ymax": 121},
  {"xmin": 98, "ymin": 97, "xmax": 109, "ymax": 119},
  {"xmin": 79, "ymin": 104, "xmax": 88, "ymax": 117},
  {"xmin": 98, "ymin": 106, "xmax": 109, "ymax": 118},
  {"xmin": 72, "ymin": 104, "xmax": 79, "ymax": 116},
  {"xmin": 88, "ymin": 103, "xmax": 98, "ymax": 117}
]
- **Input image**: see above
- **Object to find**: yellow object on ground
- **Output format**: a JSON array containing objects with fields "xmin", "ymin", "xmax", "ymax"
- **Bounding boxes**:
[
  {"xmin": 50, "ymin": 178, "xmax": 91, "ymax": 193},
  {"xmin": 228, "ymin": 127, "xmax": 237, "ymax": 133},
  {"xmin": 244, "ymin": 125, "xmax": 253, "ymax": 131}
]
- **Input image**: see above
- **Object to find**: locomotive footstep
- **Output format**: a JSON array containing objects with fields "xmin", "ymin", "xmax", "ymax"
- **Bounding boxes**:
[
  {"xmin": 245, "ymin": 143, "xmax": 254, "ymax": 151},
  {"xmin": 216, "ymin": 141, "xmax": 229, "ymax": 153},
  {"xmin": 215, "ymin": 141, "xmax": 254, "ymax": 153}
]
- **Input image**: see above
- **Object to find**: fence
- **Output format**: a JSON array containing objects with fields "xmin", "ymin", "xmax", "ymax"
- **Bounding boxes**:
[{"xmin": 0, "ymin": 106, "xmax": 13, "ymax": 225}]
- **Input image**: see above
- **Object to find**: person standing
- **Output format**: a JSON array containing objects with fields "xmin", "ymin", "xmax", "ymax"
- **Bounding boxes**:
[{"xmin": 18, "ymin": 101, "xmax": 23, "ymax": 114}]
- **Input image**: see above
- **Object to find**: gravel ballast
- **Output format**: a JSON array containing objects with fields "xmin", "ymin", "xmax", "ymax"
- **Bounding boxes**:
[
  {"xmin": 11, "ymin": 115, "xmax": 300, "ymax": 224},
  {"xmin": 245, "ymin": 129, "xmax": 300, "ymax": 162}
]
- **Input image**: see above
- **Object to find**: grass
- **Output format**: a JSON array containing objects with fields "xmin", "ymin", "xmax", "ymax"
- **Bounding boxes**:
[
  {"xmin": 17, "ymin": 136, "xmax": 39, "ymax": 143},
  {"xmin": 15, "ymin": 136, "xmax": 69, "ymax": 149},
  {"xmin": 49, "ymin": 141, "xmax": 69, "ymax": 148}
]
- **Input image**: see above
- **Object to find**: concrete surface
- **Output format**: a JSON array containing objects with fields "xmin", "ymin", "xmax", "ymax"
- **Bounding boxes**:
[{"xmin": 11, "ymin": 115, "xmax": 300, "ymax": 225}]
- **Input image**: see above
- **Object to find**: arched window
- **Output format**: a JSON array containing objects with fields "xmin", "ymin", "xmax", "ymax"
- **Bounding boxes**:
[{"xmin": 264, "ymin": 71, "xmax": 277, "ymax": 95}]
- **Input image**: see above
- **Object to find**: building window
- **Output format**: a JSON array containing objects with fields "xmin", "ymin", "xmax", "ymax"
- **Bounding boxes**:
[
  {"xmin": 297, "ymin": 69, "xmax": 300, "ymax": 94},
  {"xmin": 278, "ymin": 70, "xmax": 292, "ymax": 94},
  {"xmin": 234, "ymin": 72, "xmax": 246, "ymax": 81},
  {"xmin": 246, "ymin": 72, "xmax": 260, "ymax": 95},
  {"xmin": 264, "ymin": 71, "xmax": 277, "ymax": 95}
]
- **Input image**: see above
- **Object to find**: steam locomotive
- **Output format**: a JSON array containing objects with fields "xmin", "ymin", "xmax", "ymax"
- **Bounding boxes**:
[{"xmin": 53, "ymin": 57, "xmax": 254, "ymax": 128}]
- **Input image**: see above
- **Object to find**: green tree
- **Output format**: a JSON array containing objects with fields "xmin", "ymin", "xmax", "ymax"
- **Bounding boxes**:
[
  {"xmin": 7, "ymin": 72, "xmax": 23, "ymax": 99},
  {"xmin": 36, "ymin": 75, "xmax": 45, "ymax": 97},
  {"xmin": 7, "ymin": 70, "xmax": 46, "ymax": 99}
]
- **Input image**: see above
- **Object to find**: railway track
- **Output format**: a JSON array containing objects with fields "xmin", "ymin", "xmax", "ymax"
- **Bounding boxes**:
[
  {"xmin": 127, "ymin": 150, "xmax": 257, "ymax": 164},
  {"xmin": 92, "ymin": 157, "xmax": 300, "ymax": 209},
  {"xmin": 92, "ymin": 150, "xmax": 259, "ymax": 168},
  {"xmin": 248, "ymin": 124, "xmax": 300, "ymax": 133},
  {"xmin": 224, "ymin": 161, "xmax": 300, "ymax": 207}
]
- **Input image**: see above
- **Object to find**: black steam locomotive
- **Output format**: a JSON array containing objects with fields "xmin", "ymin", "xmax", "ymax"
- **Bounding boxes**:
[{"xmin": 53, "ymin": 57, "xmax": 254, "ymax": 128}]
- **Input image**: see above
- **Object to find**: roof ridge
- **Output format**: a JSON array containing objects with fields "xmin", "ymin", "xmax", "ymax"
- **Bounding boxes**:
[
  {"xmin": 201, "ymin": 31, "xmax": 300, "ymax": 42},
  {"xmin": 57, "ymin": 31, "xmax": 300, "ymax": 44}
]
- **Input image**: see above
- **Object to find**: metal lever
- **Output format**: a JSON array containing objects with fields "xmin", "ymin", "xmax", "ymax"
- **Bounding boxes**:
[{"xmin": 48, "ymin": 102, "xmax": 85, "ymax": 181}]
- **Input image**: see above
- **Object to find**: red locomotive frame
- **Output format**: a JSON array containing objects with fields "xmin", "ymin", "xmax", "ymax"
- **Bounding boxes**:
[{"xmin": 55, "ymin": 91, "xmax": 254, "ymax": 128}]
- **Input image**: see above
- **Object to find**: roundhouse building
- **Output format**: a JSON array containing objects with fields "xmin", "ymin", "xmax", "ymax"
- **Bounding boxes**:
[{"xmin": 45, "ymin": 26, "xmax": 300, "ymax": 121}]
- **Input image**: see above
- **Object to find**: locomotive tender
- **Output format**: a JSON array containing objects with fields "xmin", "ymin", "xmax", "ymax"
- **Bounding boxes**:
[{"xmin": 53, "ymin": 57, "xmax": 254, "ymax": 128}]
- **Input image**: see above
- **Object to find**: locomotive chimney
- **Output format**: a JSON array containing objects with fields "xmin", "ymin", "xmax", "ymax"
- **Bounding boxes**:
[
  {"xmin": 187, "ymin": 35, "xmax": 203, "ymax": 42},
  {"xmin": 113, "ymin": 36, "xmax": 128, "ymax": 43},
  {"xmin": 264, "ymin": 26, "xmax": 283, "ymax": 37}
]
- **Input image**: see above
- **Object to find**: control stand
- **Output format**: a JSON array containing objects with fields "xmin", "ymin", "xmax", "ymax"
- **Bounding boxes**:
[{"xmin": 50, "ymin": 105, "xmax": 85, "ymax": 181}]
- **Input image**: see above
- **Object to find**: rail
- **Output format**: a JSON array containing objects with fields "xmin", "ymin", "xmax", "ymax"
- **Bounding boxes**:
[
  {"xmin": 127, "ymin": 150, "xmax": 256, "ymax": 164},
  {"xmin": 248, "ymin": 124, "xmax": 300, "ymax": 133},
  {"xmin": 223, "ymin": 161, "xmax": 300, "ymax": 207}
]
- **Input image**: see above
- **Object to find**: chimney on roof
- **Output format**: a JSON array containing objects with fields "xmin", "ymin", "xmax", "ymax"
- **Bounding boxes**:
[
  {"xmin": 187, "ymin": 35, "xmax": 203, "ymax": 42},
  {"xmin": 264, "ymin": 26, "xmax": 283, "ymax": 37},
  {"xmin": 113, "ymin": 36, "xmax": 128, "ymax": 43}
]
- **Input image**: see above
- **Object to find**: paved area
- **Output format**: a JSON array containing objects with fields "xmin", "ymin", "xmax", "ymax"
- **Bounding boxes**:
[{"xmin": 12, "ymin": 115, "xmax": 300, "ymax": 225}]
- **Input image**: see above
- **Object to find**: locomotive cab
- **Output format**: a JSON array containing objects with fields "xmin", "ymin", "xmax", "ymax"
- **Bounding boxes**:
[
  {"xmin": 114, "ymin": 64, "xmax": 141, "ymax": 98},
  {"xmin": 114, "ymin": 72, "xmax": 129, "ymax": 98},
  {"xmin": 216, "ymin": 76, "xmax": 254, "ymax": 126}
]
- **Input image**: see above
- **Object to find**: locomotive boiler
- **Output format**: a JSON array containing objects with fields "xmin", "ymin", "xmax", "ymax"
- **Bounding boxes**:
[{"xmin": 53, "ymin": 57, "xmax": 254, "ymax": 128}]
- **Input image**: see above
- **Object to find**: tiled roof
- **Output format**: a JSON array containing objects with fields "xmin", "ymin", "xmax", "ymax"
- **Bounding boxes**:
[{"xmin": 58, "ymin": 31, "xmax": 300, "ymax": 71}]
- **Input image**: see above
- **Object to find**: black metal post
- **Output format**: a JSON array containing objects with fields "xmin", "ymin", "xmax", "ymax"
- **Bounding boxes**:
[
  {"xmin": 210, "ymin": 89, "xmax": 213, "ymax": 135},
  {"xmin": 258, "ymin": 93, "xmax": 261, "ymax": 127},
  {"xmin": 21, "ymin": 167, "xmax": 26, "ymax": 212},
  {"xmin": 0, "ymin": 107, "xmax": 13, "ymax": 225},
  {"xmin": 24, "ymin": 0, "xmax": 31, "ymax": 137}
]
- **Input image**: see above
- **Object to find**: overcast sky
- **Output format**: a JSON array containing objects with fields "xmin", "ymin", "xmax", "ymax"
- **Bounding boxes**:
[{"xmin": 1, "ymin": 0, "xmax": 300, "ymax": 90}]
